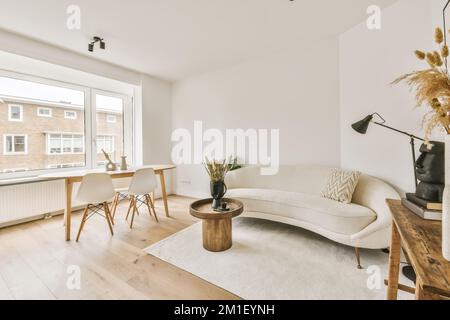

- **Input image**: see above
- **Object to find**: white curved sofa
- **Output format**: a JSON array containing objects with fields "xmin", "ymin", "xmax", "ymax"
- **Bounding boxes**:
[{"xmin": 226, "ymin": 165, "xmax": 400, "ymax": 251}]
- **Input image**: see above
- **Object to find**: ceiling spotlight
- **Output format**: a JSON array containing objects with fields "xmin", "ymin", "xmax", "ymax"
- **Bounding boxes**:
[{"xmin": 88, "ymin": 36, "xmax": 106, "ymax": 52}]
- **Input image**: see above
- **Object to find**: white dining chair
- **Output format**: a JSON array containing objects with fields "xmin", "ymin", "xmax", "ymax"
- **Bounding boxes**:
[
  {"xmin": 125, "ymin": 168, "xmax": 159, "ymax": 229},
  {"xmin": 76, "ymin": 173, "xmax": 116, "ymax": 242}
]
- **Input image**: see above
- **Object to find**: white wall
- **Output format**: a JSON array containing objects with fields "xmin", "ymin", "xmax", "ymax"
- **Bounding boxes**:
[
  {"xmin": 172, "ymin": 38, "xmax": 341, "ymax": 197},
  {"xmin": 140, "ymin": 74, "xmax": 174, "ymax": 194},
  {"xmin": 340, "ymin": 0, "xmax": 443, "ymax": 195}
]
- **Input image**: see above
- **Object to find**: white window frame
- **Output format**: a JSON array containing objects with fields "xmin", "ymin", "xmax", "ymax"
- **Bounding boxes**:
[
  {"xmin": 0, "ymin": 69, "xmax": 135, "ymax": 180},
  {"xmin": 64, "ymin": 110, "xmax": 77, "ymax": 120},
  {"xmin": 3, "ymin": 134, "xmax": 28, "ymax": 155},
  {"xmin": 37, "ymin": 107, "xmax": 52, "ymax": 118},
  {"xmin": 106, "ymin": 114, "xmax": 117, "ymax": 123},
  {"xmin": 8, "ymin": 104, "xmax": 23, "ymax": 122}
]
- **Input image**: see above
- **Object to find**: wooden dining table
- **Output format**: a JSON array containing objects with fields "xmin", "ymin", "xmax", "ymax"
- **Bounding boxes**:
[{"xmin": 40, "ymin": 164, "xmax": 176, "ymax": 241}]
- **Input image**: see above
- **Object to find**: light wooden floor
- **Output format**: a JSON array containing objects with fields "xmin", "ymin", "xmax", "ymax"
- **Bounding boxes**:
[{"xmin": 0, "ymin": 196, "xmax": 239, "ymax": 300}]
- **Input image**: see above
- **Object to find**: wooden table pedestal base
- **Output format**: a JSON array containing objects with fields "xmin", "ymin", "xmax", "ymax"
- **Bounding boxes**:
[{"xmin": 202, "ymin": 218, "xmax": 232, "ymax": 252}]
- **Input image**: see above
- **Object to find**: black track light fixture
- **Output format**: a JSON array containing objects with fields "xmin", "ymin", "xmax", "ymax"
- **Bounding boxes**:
[{"xmin": 88, "ymin": 36, "xmax": 106, "ymax": 52}]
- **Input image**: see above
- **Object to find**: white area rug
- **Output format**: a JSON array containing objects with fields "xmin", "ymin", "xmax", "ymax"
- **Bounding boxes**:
[{"xmin": 145, "ymin": 218, "xmax": 413, "ymax": 300}]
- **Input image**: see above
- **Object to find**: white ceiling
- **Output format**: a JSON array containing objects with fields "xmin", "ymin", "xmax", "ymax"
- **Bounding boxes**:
[{"xmin": 0, "ymin": 0, "xmax": 397, "ymax": 81}]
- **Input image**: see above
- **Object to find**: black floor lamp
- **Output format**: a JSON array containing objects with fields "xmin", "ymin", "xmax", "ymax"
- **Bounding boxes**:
[{"xmin": 352, "ymin": 112, "xmax": 424, "ymax": 283}]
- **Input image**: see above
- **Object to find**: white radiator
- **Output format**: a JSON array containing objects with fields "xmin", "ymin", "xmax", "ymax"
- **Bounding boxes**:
[{"xmin": 0, "ymin": 180, "xmax": 67, "ymax": 226}]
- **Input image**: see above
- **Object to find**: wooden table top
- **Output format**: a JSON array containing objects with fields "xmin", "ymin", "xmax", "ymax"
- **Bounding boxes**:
[
  {"xmin": 387, "ymin": 199, "xmax": 450, "ymax": 297},
  {"xmin": 39, "ymin": 165, "xmax": 176, "ymax": 179},
  {"xmin": 190, "ymin": 198, "xmax": 244, "ymax": 220}
]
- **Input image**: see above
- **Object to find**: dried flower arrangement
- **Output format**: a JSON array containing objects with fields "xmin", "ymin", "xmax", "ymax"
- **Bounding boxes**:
[
  {"xmin": 393, "ymin": 27, "xmax": 450, "ymax": 146},
  {"xmin": 204, "ymin": 157, "xmax": 241, "ymax": 182}
]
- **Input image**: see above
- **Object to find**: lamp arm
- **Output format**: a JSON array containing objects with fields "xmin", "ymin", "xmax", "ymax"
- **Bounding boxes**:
[
  {"xmin": 373, "ymin": 121, "xmax": 423, "ymax": 188},
  {"xmin": 372, "ymin": 122, "xmax": 425, "ymax": 142}
]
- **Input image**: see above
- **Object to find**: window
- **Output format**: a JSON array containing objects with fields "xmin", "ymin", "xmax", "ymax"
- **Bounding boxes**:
[
  {"xmin": 106, "ymin": 115, "xmax": 117, "ymax": 123},
  {"xmin": 106, "ymin": 114, "xmax": 117, "ymax": 123},
  {"xmin": 64, "ymin": 110, "xmax": 77, "ymax": 119},
  {"xmin": 4, "ymin": 135, "xmax": 27, "ymax": 154},
  {"xmin": 37, "ymin": 107, "xmax": 52, "ymax": 117},
  {"xmin": 47, "ymin": 134, "xmax": 84, "ymax": 154},
  {"xmin": 0, "ymin": 71, "xmax": 133, "ymax": 178},
  {"xmin": 8, "ymin": 104, "xmax": 23, "ymax": 122},
  {"xmin": 95, "ymin": 93, "xmax": 124, "ymax": 166},
  {"xmin": 97, "ymin": 135, "xmax": 115, "ymax": 153}
]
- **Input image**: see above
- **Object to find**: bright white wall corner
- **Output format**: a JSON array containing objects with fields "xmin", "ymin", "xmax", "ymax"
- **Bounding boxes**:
[
  {"xmin": 172, "ymin": 38, "xmax": 341, "ymax": 197},
  {"xmin": 340, "ymin": 0, "xmax": 444, "ymax": 195}
]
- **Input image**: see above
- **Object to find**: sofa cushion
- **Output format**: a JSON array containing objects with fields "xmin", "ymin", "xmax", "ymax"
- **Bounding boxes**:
[
  {"xmin": 321, "ymin": 169, "xmax": 361, "ymax": 204},
  {"xmin": 227, "ymin": 188, "xmax": 377, "ymax": 235}
]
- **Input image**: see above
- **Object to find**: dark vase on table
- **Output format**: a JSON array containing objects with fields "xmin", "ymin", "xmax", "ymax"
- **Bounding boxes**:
[{"xmin": 210, "ymin": 180, "xmax": 227, "ymax": 210}]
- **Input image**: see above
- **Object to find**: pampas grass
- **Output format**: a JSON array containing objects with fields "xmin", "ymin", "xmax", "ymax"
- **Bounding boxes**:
[
  {"xmin": 204, "ymin": 157, "xmax": 241, "ymax": 182},
  {"xmin": 435, "ymin": 27, "xmax": 444, "ymax": 44},
  {"xmin": 443, "ymin": 45, "xmax": 449, "ymax": 58},
  {"xmin": 415, "ymin": 50, "xmax": 426, "ymax": 60},
  {"xmin": 393, "ymin": 27, "xmax": 450, "ymax": 145}
]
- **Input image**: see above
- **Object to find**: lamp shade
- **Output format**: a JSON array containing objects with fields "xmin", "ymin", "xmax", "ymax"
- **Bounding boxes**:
[{"xmin": 351, "ymin": 115, "xmax": 374, "ymax": 134}]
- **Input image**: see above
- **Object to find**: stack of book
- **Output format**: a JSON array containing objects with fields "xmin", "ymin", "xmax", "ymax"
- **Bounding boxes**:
[{"xmin": 402, "ymin": 193, "xmax": 443, "ymax": 221}]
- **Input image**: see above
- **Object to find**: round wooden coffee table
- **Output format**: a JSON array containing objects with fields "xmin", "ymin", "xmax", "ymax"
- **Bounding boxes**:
[{"xmin": 189, "ymin": 198, "xmax": 244, "ymax": 252}]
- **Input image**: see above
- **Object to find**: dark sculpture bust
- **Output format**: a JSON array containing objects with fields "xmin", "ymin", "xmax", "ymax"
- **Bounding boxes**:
[{"xmin": 415, "ymin": 141, "xmax": 445, "ymax": 202}]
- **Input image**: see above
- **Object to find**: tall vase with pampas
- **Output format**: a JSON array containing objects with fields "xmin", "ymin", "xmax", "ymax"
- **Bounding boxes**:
[{"xmin": 394, "ymin": 27, "xmax": 450, "ymax": 261}]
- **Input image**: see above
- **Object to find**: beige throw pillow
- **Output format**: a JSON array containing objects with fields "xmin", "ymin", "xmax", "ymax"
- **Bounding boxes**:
[{"xmin": 321, "ymin": 169, "xmax": 361, "ymax": 204}]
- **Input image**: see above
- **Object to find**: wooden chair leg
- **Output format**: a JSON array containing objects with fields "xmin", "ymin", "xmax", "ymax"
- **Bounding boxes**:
[
  {"xmin": 126, "ymin": 196, "xmax": 133, "ymax": 220},
  {"xmin": 136, "ymin": 196, "xmax": 140, "ymax": 216},
  {"xmin": 355, "ymin": 247, "xmax": 363, "ymax": 269},
  {"xmin": 108, "ymin": 200, "xmax": 115, "ymax": 226},
  {"xmin": 130, "ymin": 197, "xmax": 138, "ymax": 229},
  {"xmin": 144, "ymin": 194, "xmax": 152, "ymax": 216},
  {"xmin": 105, "ymin": 202, "xmax": 114, "ymax": 228},
  {"xmin": 76, "ymin": 205, "xmax": 90, "ymax": 242},
  {"xmin": 103, "ymin": 202, "xmax": 114, "ymax": 236},
  {"xmin": 146, "ymin": 194, "xmax": 159, "ymax": 222},
  {"xmin": 111, "ymin": 193, "xmax": 120, "ymax": 221}
]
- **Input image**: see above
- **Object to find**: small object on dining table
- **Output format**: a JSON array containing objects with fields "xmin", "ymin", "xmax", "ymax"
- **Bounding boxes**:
[
  {"xmin": 102, "ymin": 149, "xmax": 117, "ymax": 172},
  {"xmin": 120, "ymin": 156, "xmax": 128, "ymax": 171}
]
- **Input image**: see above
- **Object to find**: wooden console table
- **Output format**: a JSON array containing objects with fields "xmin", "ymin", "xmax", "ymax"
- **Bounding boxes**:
[{"xmin": 386, "ymin": 200, "xmax": 450, "ymax": 300}]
